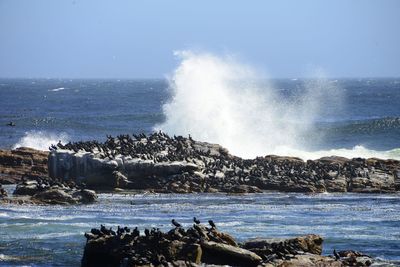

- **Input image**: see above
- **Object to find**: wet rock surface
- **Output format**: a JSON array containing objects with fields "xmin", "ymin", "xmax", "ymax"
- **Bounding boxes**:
[
  {"xmin": 0, "ymin": 147, "xmax": 48, "ymax": 184},
  {"xmin": 48, "ymin": 132, "xmax": 399, "ymax": 193},
  {"xmin": 0, "ymin": 183, "xmax": 7, "ymax": 198},
  {"xmin": 1, "ymin": 177, "xmax": 97, "ymax": 205},
  {"xmin": 81, "ymin": 219, "xmax": 373, "ymax": 267}
]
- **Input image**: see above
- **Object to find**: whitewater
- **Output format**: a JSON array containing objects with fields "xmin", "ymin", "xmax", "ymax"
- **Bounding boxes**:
[
  {"xmin": 156, "ymin": 51, "xmax": 400, "ymax": 160},
  {"xmin": 1, "ymin": 51, "xmax": 400, "ymax": 160}
]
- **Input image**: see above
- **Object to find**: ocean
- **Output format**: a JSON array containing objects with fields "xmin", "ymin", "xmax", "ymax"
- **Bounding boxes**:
[
  {"xmin": 0, "ymin": 78, "xmax": 399, "ymax": 159},
  {"xmin": 0, "ymin": 186, "xmax": 399, "ymax": 266},
  {"xmin": 0, "ymin": 76, "xmax": 400, "ymax": 266}
]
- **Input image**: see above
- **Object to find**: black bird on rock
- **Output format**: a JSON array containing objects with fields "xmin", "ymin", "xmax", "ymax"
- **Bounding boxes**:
[
  {"xmin": 333, "ymin": 249, "xmax": 340, "ymax": 260},
  {"xmin": 144, "ymin": 228, "xmax": 150, "ymax": 237},
  {"xmin": 132, "ymin": 227, "xmax": 140, "ymax": 237},
  {"xmin": 193, "ymin": 217, "xmax": 201, "ymax": 224},
  {"xmin": 208, "ymin": 220, "xmax": 216, "ymax": 229},
  {"xmin": 171, "ymin": 219, "xmax": 181, "ymax": 228},
  {"xmin": 84, "ymin": 232, "xmax": 97, "ymax": 243},
  {"xmin": 90, "ymin": 228, "xmax": 102, "ymax": 236}
]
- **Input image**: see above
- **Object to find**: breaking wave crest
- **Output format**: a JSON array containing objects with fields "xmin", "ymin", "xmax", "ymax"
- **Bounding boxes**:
[
  {"xmin": 156, "ymin": 51, "xmax": 400, "ymax": 160},
  {"xmin": 13, "ymin": 131, "xmax": 69, "ymax": 151}
]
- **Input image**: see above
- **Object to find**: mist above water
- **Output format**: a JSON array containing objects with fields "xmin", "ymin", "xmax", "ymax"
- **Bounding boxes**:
[{"xmin": 156, "ymin": 51, "xmax": 399, "ymax": 160}]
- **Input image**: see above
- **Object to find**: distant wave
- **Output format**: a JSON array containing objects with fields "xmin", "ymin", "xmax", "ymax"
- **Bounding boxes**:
[
  {"xmin": 48, "ymin": 87, "xmax": 67, "ymax": 92},
  {"xmin": 274, "ymin": 145, "xmax": 400, "ymax": 160},
  {"xmin": 12, "ymin": 131, "xmax": 69, "ymax": 151},
  {"xmin": 337, "ymin": 117, "xmax": 400, "ymax": 133}
]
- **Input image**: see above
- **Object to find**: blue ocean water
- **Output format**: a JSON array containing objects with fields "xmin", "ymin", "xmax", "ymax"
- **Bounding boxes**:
[
  {"xmin": 0, "ymin": 78, "xmax": 400, "ymax": 266},
  {"xmin": 0, "ymin": 187, "xmax": 399, "ymax": 266},
  {"xmin": 0, "ymin": 78, "xmax": 399, "ymax": 154},
  {"xmin": 0, "ymin": 79, "xmax": 168, "ymax": 148}
]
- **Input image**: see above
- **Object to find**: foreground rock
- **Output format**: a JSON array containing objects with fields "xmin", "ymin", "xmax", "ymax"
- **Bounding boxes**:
[
  {"xmin": 0, "ymin": 147, "xmax": 48, "ymax": 184},
  {"xmin": 81, "ymin": 220, "xmax": 373, "ymax": 267},
  {"xmin": 48, "ymin": 132, "xmax": 400, "ymax": 193},
  {"xmin": 1, "ymin": 178, "xmax": 97, "ymax": 205},
  {"xmin": 0, "ymin": 183, "xmax": 7, "ymax": 198}
]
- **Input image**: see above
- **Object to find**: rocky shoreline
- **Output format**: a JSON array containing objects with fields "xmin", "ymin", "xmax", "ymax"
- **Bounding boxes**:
[
  {"xmin": 47, "ymin": 132, "xmax": 400, "ymax": 194},
  {"xmin": 0, "ymin": 147, "xmax": 48, "ymax": 184},
  {"xmin": 0, "ymin": 136, "xmax": 397, "ymax": 266},
  {"xmin": 0, "ymin": 147, "xmax": 97, "ymax": 204},
  {"xmin": 82, "ymin": 219, "xmax": 373, "ymax": 266},
  {"xmin": 1, "ymin": 176, "xmax": 97, "ymax": 205},
  {"xmin": 1, "ymin": 133, "xmax": 399, "ymax": 196},
  {"xmin": 1, "ymin": 132, "xmax": 399, "ymax": 203}
]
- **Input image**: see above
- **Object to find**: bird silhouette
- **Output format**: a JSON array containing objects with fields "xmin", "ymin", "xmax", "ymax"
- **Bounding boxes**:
[
  {"xmin": 193, "ymin": 217, "xmax": 201, "ymax": 224},
  {"xmin": 208, "ymin": 220, "xmax": 216, "ymax": 228},
  {"xmin": 171, "ymin": 219, "xmax": 182, "ymax": 228}
]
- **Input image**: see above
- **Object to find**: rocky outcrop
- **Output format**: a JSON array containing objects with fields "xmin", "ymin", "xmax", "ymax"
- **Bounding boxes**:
[
  {"xmin": 242, "ymin": 234, "xmax": 324, "ymax": 258},
  {"xmin": 81, "ymin": 220, "xmax": 373, "ymax": 267},
  {"xmin": 32, "ymin": 188, "xmax": 78, "ymax": 205},
  {"xmin": 0, "ymin": 147, "xmax": 48, "ymax": 184},
  {"xmin": 0, "ymin": 183, "xmax": 7, "ymax": 198},
  {"xmin": 48, "ymin": 132, "xmax": 400, "ymax": 193},
  {"xmin": 1, "ymin": 178, "xmax": 97, "ymax": 205},
  {"xmin": 201, "ymin": 240, "xmax": 262, "ymax": 266}
]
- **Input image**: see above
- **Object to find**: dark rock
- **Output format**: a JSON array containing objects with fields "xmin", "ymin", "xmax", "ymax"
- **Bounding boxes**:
[
  {"xmin": 228, "ymin": 184, "xmax": 262, "ymax": 193},
  {"xmin": 242, "ymin": 234, "xmax": 323, "ymax": 259},
  {"xmin": 0, "ymin": 147, "xmax": 48, "ymax": 184},
  {"xmin": 0, "ymin": 183, "xmax": 7, "ymax": 198},
  {"xmin": 81, "ymin": 220, "xmax": 373, "ymax": 267},
  {"xmin": 273, "ymin": 254, "xmax": 342, "ymax": 266},
  {"xmin": 32, "ymin": 188, "xmax": 77, "ymax": 205},
  {"xmin": 72, "ymin": 189, "xmax": 98, "ymax": 204},
  {"xmin": 335, "ymin": 250, "xmax": 373, "ymax": 266},
  {"xmin": 4, "ymin": 178, "xmax": 97, "ymax": 205},
  {"xmin": 166, "ymin": 240, "xmax": 202, "ymax": 264},
  {"xmin": 201, "ymin": 240, "xmax": 262, "ymax": 266},
  {"xmin": 14, "ymin": 180, "xmax": 40, "ymax": 196}
]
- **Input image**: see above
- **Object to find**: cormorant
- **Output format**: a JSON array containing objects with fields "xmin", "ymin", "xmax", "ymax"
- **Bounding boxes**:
[
  {"xmin": 171, "ymin": 219, "xmax": 181, "ymax": 228},
  {"xmin": 193, "ymin": 217, "xmax": 200, "ymax": 224},
  {"xmin": 208, "ymin": 220, "xmax": 216, "ymax": 228},
  {"xmin": 333, "ymin": 249, "xmax": 340, "ymax": 260},
  {"xmin": 144, "ymin": 228, "xmax": 150, "ymax": 237}
]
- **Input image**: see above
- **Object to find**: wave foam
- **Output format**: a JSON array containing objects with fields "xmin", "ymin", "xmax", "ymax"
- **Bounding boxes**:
[
  {"xmin": 274, "ymin": 145, "xmax": 400, "ymax": 160},
  {"xmin": 155, "ymin": 51, "xmax": 399, "ymax": 160},
  {"xmin": 49, "ymin": 87, "xmax": 67, "ymax": 92},
  {"xmin": 12, "ymin": 131, "xmax": 69, "ymax": 151}
]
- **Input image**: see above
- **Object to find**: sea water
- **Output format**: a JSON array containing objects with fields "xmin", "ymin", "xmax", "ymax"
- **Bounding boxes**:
[
  {"xmin": 0, "ymin": 77, "xmax": 399, "ymax": 159},
  {"xmin": 0, "ymin": 186, "xmax": 399, "ymax": 266},
  {"xmin": 0, "ymin": 53, "xmax": 400, "ymax": 266}
]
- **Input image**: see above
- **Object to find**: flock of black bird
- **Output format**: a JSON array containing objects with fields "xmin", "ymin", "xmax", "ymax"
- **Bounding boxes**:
[
  {"xmin": 51, "ymin": 132, "xmax": 389, "ymax": 193},
  {"xmin": 82, "ymin": 218, "xmax": 359, "ymax": 266},
  {"xmin": 85, "ymin": 217, "xmax": 216, "ymax": 243},
  {"xmin": 82, "ymin": 217, "xmax": 224, "ymax": 266},
  {"xmin": 51, "ymin": 132, "xmax": 201, "ymax": 162}
]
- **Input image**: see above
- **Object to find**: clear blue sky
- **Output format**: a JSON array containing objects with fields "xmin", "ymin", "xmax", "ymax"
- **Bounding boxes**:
[{"xmin": 0, "ymin": 0, "xmax": 399, "ymax": 78}]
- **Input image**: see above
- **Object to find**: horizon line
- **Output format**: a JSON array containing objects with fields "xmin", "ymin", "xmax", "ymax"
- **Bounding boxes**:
[{"xmin": 0, "ymin": 76, "xmax": 399, "ymax": 80}]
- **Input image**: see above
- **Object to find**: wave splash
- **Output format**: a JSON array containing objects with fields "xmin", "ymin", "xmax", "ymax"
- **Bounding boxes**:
[
  {"xmin": 48, "ymin": 87, "xmax": 67, "ymax": 92},
  {"xmin": 13, "ymin": 131, "xmax": 69, "ymax": 151},
  {"xmin": 156, "ymin": 51, "xmax": 399, "ymax": 160}
]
